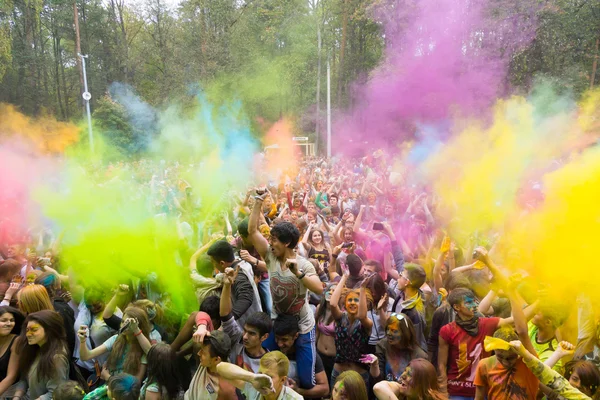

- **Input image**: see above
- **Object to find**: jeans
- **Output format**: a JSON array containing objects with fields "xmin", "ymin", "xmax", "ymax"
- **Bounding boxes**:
[
  {"xmin": 264, "ymin": 326, "xmax": 316, "ymax": 389},
  {"xmin": 258, "ymin": 277, "xmax": 272, "ymax": 316}
]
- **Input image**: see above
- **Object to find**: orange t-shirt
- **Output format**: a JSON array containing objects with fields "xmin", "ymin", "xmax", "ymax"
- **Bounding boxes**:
[{"xmin": 474, "ymin": 356, "xmax": 539, "ymax": 400}]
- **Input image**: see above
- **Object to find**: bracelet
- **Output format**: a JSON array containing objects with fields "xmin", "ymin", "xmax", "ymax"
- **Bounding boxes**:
[
  {"xmin": 134, "ymin": 330, "xmax": 143, "ymax": 337},
  {"xmin": 331, "ymin": 254, "xmax": 338, "ymax": 258},
  {"xmin": 297, "ymin": 272, "xmax": 306, "ymax": 280}
]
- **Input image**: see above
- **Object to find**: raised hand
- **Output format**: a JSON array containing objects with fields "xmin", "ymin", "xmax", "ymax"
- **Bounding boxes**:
[{"xmin": 252, "ymin": 374, "xmax": 274, "ymax": 394}]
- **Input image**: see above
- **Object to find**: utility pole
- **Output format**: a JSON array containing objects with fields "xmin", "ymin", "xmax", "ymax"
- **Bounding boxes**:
[
  {"xmin": 73, "ymin": 0, "xmax": 84, "ymax": 113},
  {"xmin": 79, "ymin": 53, "xmax": 94, "ymax": 154},
  {"xmin": 326, "ymin": 56, "xmax": 331, "ymax": 158}
]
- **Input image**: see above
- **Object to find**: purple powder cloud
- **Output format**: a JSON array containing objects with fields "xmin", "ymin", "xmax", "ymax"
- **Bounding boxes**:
[{"xmin": 333, "ymin": 0, "xmax": 537, "ymax": 154}]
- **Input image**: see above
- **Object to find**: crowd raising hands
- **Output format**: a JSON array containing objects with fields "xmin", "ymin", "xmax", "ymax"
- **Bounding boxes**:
[{"xmin": 0, "ymin": 154, "xmax": 598, "ymax": 400}]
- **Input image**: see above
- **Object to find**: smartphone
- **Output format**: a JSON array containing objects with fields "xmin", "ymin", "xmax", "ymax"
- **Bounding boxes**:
[
  {"xmin": 373, "ymin": 222, "xmax": 384, "ymax": 231},
  {"xmin": 341, "ymin": 242, "xmax": 354, "ymax": 249}
]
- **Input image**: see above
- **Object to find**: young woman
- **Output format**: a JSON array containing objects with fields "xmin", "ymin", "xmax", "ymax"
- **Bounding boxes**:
[
  {"xmin": 373, "ymin": 358, "xmax": 445, "ymax": 400},
  {"xmin": 14, "ymin": 310, "xmax": 70, "ymax": 400},
  {"xmin": 0, "ymin": 306, "xmax": 24, "ymax": 396},
  {"xmin": 17, "ymin": 284, "xmax": 54, "ymax": 315},
  {"xmin": 315, "ymin": 283, "xmax": 338, "ymax": 385},
  {"xmin": 140, "ymin": 343, "xmax": 182, "ymax": 400},
  {"xmin": 366, "ymin": 313, "xmax": 427, "ymax": 383},
  {"xmin": 331, "ymin": 370, "xmax": 368, "ymax": 400},
  {"xmin": 329, "ymin": 268, "xmax": 373, "ymax": 388},
  {"xmin": 301, "ymin": 225, "xmax": 332, "ymax": 267},
  {"xmin": 564, "ymin": 360, "xmax": 600, "ymax": 399},
  {"xmin": 78, "ymin": 307, "xmax": 151, "ymax": 382}
]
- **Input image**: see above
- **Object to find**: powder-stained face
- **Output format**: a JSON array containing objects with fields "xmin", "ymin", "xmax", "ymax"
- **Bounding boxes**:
[
  {"xmin": 386, "ymin": 320, "xmax": 402, "ymax": 345},
  {"xmin": 331, "ymin": 381, "xmax": 347, "ymax": 400},
  {"xmin": 345, "ymin": 292, "xmax": 359, "ymax": 315},
  {"xmin": 26, "ymin": 322, "xmax": 46, "ymax": 346}
]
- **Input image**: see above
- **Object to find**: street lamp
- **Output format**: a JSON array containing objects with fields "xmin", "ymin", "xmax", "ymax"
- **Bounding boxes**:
[{"xmin": 78, "ymin": 53, "xmax": 94, "ymax": 154}]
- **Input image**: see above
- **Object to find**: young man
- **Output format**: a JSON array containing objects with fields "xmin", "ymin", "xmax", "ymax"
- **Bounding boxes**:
[
  {"xmin": 271, "ymin": 314, "xmax": 329, "ymax": 399},
  {"xmin": 184, "ymin": 330, "xmax": 238, "ymax": 400},
  {"xmin": 529, "ymin": 305, "xmax": 567, "ymax": 374},
  {"xmin": 233, "ymin": 218, "xmax": 272, "ymax": 316},
  {"xmin": 474, "ymin": 327, "xmax": 539, "ymax": 400},
  {"xmin": 217, "ymin": 351, "xmax": 303, "ymax": 400},
  {"xmin": 248, "ymin": 191, "xmax": 323, "ymax": 390},
  {"xmin": 391, "ymin": 263, "xmax": 428, "ymax": 350},
  {"xmin": 220, "ymin": 266, "xmax": 272, "ymax": 372},
  {"xmin": 206, "ymin": 239, "xmax": 262, "ymax": 330}
]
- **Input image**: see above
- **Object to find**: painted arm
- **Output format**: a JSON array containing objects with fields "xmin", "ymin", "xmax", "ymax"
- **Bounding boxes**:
[
  {"xmin": 216, "ymin": 362, "xmax": 272, "ymax": 391},
  {"xmin": 102, "ymin": 285, "xmax": 129, "ymax": 320},
  {"xmin": 248, "ymin": 196, "xmax": 269, "ymax": 260},
  {"xmin": 438, "ymin": 336, "xmax": 449, "ymax": 393},
  {"xmin": 511, "ymin": 341, "xmax": 591, "ymax": 400},
  {"xmin": 477, "ymin": 289, "xmax": 497, "ymax": 316},
  {"xmin": 373, "ymin": 381, "xmax": 402, "ymax": 400}
]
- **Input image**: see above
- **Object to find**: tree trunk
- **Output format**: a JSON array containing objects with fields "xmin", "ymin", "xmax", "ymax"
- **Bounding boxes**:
[
  {"xmin": 316, "ymin": 16, "xmax": 322, "ymax": 155},
  {"xmin": 590, "ymin": 36, "xmax": 599, "ymax": 89},
  {"xmin": 73, "ymin": 0, "xmax": 85, "ymax": 115},
  {"xmin": 337, "ymin": 0, "xmax": 349, "ymax": 105},
  {"xmin": 54, "ymin": 33, "xmax": 66, "ymax": 119}
]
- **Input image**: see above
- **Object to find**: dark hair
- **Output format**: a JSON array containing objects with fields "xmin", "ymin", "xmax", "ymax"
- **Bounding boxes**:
[
  {"xmin": 0, "ymin": 306, "xmax": 24, "ymax": 335},
  {"xmin": 367, "ymin": 273, "xmax": 386, "ymax": 307},
  {"xmin": 346, "ymin": 254, "xmax": 363, "ymax": 277},
  {"xmin": 206, "ymin": 240, "xmax": 235, "ymax": 264},
  {"xmin": 203, "ymin": 335, "xmax": 231, "ymax": 361},
  {"xmin": 107, "ymin": 373, "xmax": 140, "ymax": 400},
  {"xmin": 564, "ymin": 360, "xmax": 600, "ymax": 398},
  {"xmin": 146, "ymin": 343, "xmax": 181, "ymax": 399},
  {"xmin": 35, "ymin": 271, "xmax": 61, "ymax": 298},
  {"xmin": 54, "ymin": 381, "xmax": 86, "ymax": 400},
  {"xmin": 106, "ymin": 307, "xmax": 151, "ymax": 376},
  {"xmin": 315, "ymin": 283, "xmax": 337, "ymax": 326},
  {"xmin": 270, "ymin": 222, "xmax": 300, "ymax": 249},
  {"xmin": 273, "ymin": 314, "xmax": 299, "ymax": 337},
  {"xmin": 448, "ymin": 288, "xmax": 476, "ymax": 309},
  {"xmin": 199, "ymin": 295, "xmax": 220, "ymax": 324},
  {"xmin": 405, "ymin": 263, "xmax": 426, "ymax": 288},
  {"xmin": 246, "ymin": 312, "xmax": 273, "ymax": 337},
  {"xmin": 17, "ymin": 310, "xmax": 68, "ymax": 381},
  {"xmin": 237, "ymin": 218, "xmax": 249, "ymax": 238}
]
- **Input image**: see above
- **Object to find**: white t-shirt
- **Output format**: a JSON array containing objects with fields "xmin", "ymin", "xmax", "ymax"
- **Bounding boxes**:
[{"xmin": 265, "ymin": 250, "xmax": 316, "ymax": 334}]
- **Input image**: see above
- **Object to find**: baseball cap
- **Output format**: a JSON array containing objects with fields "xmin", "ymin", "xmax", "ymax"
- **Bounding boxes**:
[{"xmin": 203, "ymin": 330, "xmax": 232, "ymax": 360}]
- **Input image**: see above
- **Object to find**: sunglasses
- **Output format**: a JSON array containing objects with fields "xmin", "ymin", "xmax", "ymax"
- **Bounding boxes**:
[{"xmin": 389, "ymin": 313, "xmax": 409, "ymax": 329}]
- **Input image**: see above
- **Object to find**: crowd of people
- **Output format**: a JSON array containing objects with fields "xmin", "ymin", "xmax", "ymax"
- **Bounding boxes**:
[{"xmin": 0, "ymin": 153, "xmax": 599, "ymax": 400}]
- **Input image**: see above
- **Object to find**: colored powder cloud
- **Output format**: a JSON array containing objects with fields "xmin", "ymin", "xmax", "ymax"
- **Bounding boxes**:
[
  {"xmin": 333, "ymin": 0, "xmax": 537, "ymax": 152},
  {"xmin": 0, "ymin": 103, "xmax": 80, "ymax": 153}
]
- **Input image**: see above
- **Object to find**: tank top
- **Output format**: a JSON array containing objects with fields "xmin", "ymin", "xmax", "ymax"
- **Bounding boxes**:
[
  {"xmin": 308, "ymin": 246, "xmax": 330, "ymax": 264},
  {"xmin": 334, "ymin": 314, "xmax": 370, "ymax": 365},
  {"xmin": 0, "ymin": 336, "xmax": 16, "ymax": 380}
]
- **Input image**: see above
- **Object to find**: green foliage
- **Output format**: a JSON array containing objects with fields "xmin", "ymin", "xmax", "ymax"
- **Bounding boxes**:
[{"xmin": 92, "ymin": 94, "xmax": 135, "ymax": 157}]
